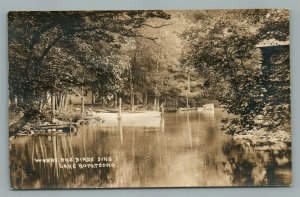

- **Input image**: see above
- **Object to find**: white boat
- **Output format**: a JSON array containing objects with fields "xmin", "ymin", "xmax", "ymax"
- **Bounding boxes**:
[
  {"xmin": 197, "ymin": 103, "xmax": 214, "ymax": 112},
  {"xmin": 177, "ymin": 107, "xmax": 197, "ymax": 112},
  {"xmin": 92, "ymin": 111, "xmax": 161, "ymax": 127}
]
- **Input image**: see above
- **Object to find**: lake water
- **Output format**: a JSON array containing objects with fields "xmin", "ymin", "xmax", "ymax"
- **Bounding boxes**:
[{"xmin": 9, "ymin": 110, "xmax": 291, "ymax": 189}]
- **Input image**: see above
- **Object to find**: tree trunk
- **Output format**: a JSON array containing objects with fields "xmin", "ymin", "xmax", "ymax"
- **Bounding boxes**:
[
  {"xmin": 59, "ymin": 93, "xmax": 64, "ymax": 112},
  {"xmin": 131, "ymin": 93, "xmax": 135, "ymax": 111},
  {"xmin": 114, "ymin": 93, "xmax": 118, "ymax": 108},
  {"xmin": 57, "ymin": 93, "xmax": 61, "ymax": 112},
  {"xmin": 51, "ymin": 92, "xmax": 55, "ymax": 118},
  {"xmin": 157, "ymin": 96, "xmax": 160, "ymax": 111},
  {"xmin": 154, "ymin": 96, "xmax": 157, "ymax": 111},
  {"xmin": 144, "ymin": 92, "xmax": 148, "ymax": 111},
  {"xmin": 118, "ymin": 98, "xmax": 122, "ymax": 120},
  {"xmin": 39, "ymin": 100, "xmax": 43, "ymax": 110},
  {"xmin": 55, "ymin": 94, "xmax": 58, "ymax": 111},
  {"xmin": 64, "ymin": 94, "xmax": 69, "ymax": 110},
  {"xmin": 130, "ymin": 74, "xmax": 134, "ymax": 111},
  {"xmin": 92, "ymin": 91, "xmax": 95, "ymax": 105},
  {"xmin": 102, "ymin": 97, "xmax": 105, "ymax": 109},
  {"xmin": 153, "ymin": 50, "xmax": 161, "ymax": 111}
]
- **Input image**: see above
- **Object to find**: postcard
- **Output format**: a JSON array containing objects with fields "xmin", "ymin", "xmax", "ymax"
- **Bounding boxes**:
[{"xmin": 8, "ymin": 9, "xmax": 291, "ymax": 189}]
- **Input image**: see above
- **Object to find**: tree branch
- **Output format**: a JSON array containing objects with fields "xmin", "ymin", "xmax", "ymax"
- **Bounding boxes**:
[
  {"xmin": 136, "ymin": 35, "xmax": 160, "ymax": 45},
  {"xmin": 38, "ymin": 34, "xmax": 64, "ymax": 63}
]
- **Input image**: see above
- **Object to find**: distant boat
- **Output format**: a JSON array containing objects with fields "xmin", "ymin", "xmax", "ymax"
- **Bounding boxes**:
[
  {"xmin": 197, "ymin": 103, "xmax": 214, "ymax": 112},
  {"xmin": 92, "ymin": 111, "xmax": 161, "ymax": 127},
  {"xmin": 105, "ymin": 108, "xmax": 119, "ymax": 113},
  {"xmin": 164, "ymin": 109, "xmax": 177, "ymax": 112},
  {"xmin": 95, "ymin": 110, "xmax": 161, "ymax": 116},
  {"xmin": 177, "ymin": 107, "xmax": 197, "ymax": 112}
]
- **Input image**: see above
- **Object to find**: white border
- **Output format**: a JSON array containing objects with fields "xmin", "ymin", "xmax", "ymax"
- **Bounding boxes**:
[{"xmin": 1, "ymin": 1, "xmax": 299, "ymax": 196}]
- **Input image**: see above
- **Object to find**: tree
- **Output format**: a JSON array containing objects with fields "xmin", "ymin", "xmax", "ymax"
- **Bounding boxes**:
[
  {"xmin": 123, "ymin": 11, "xmax": 203, "ymax": 110},
  {"xmin": 180, "ymin": 9, "xmax": 290, "ymax": 134},
  {"xmin": 8, "ymin": 11, "xmax": 170, "ymax": 133}
]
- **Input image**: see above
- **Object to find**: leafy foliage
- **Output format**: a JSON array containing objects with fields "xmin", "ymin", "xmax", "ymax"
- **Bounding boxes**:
[
  {"xmin": 8, "ymin": 11, "xmax": 170, "ymax": 131},
  {"xmin": 180, "ymin": 9, "xmax": 290, "ymax": 134}
]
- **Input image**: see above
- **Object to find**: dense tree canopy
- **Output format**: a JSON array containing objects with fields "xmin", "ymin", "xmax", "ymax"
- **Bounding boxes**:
[
  {"xmin": 180, "ymin": 9, "xmax": 290, "ymax": 134},
  {"xmin": 9, "ymin": 11, "xmax": 170, "ymax": 112},
  {"xmin": 8, "ymin": 11, "xmax": 171, "ymax": 133},
  {"xmin": 9, "ymin": 10, "xmax": 290, "ymax": 136}
]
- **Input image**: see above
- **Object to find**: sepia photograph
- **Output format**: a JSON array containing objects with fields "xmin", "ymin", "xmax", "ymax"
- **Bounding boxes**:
[{"xmin": 8, "ymin": 9, "xmax": 291, "ymax": 189}]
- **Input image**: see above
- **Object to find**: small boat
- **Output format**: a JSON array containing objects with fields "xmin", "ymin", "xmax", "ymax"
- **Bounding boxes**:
[
  {"xmin": 177, "ymin": 107, "xmax": 197, "ymax": 112},
  {"xmin": 105, "ymin": 108, "xmax": 119, "ymax": 113},
  {"xmin": 197, "ymin": 103, "xmax": 214, "ymax": 112},
  {"xmin": 92, "ymin": 111, "xmax": 161, "ymax": 127},
  {"xmin": 93, "ymin": 111, "xmax": 161, "ymax": 117},
  {"xmin": 31, "ymin": 123, "xmax": 78, "ymax": 134},
  {"xmin": 164, "ymin": 108, "xmax": 177, "ymax": 112},
  {"xmin": 33, "ymin": 132, "xmax": 66, "ymax": 136}
]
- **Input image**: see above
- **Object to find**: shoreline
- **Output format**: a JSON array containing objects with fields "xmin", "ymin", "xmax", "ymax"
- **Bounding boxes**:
[{"xmin": 231, "ymin": 128, "xmax": 291, "ymax": 153}]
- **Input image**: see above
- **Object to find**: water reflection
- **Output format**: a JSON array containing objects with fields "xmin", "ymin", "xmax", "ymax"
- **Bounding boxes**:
[
  {"xmin": 10, "ymin": 110, "xmax": 291, "ymax": 189},
  {"xmin": 118, "ymin": 120, "xmax": 123, "ymax": 144},
  {"xmin": 222, "ymin": 139, "xmax": 291, "ymax": 186}
]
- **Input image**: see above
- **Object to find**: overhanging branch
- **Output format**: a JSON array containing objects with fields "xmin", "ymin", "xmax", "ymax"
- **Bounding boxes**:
[{"xmin": 136, "ymin": 35, "xmax": 160, "ymax": 45}]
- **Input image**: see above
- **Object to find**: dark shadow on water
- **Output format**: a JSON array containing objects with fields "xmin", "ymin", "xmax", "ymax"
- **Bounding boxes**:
[{"xmin": 222, "ymin": 139, "xmax": 291, "ymax": 186}]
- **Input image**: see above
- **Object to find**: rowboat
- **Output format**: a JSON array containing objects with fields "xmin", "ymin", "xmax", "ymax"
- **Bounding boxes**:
[
  {"xmin": 31, "ymin": 123, "xmax": 78, "ymax": 135},
  {"xmin": 93, "ymin": 111, "xmax": 160, "ymax": 117},
  {"xmin": 92, "ymin": 111, "xmax": 161, "ymax": 127}
]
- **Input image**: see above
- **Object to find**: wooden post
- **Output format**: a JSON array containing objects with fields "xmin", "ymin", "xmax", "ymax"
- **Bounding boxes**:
[
  {"xmin": 186, "ymin": 97, "xmax": 189, "ymax": 108},
  {"xmin": 187, "ymin": 72, "xmax": 190, "ymax": 108},
  {"xmin": 144, "ymin": 92, "xmax": 148, "ymax": 111},
  {"xmin": 81, "ymin": 86, "xmax": 84, "ymax": 114},
  {"xmin": 118, "ymin": 98, "xmax": 122, "ymax": 120}
]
